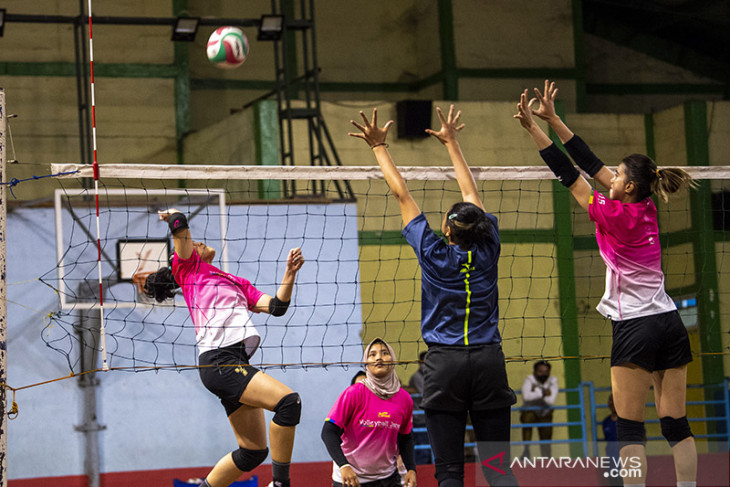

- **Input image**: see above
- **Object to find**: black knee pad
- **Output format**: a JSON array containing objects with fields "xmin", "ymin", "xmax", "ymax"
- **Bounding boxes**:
[
  {"xmin": 272, "ymin": 392, "xmax": 301, "ymax": 427},
  {"xmin": 660, "ymin": 416, "xmax": 693, "ymax": 447},
  {"xmin": 231, "ymin": 447, "xmax": 268, "ymax": 472},
  {"xmin": 617, "ymin": 416, "xmax": 646, "ymax": 449}
]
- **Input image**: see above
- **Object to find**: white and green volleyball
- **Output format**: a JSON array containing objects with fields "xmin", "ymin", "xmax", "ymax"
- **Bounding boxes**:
[{"xmin": 206, "ymin": 27, "xmax": 249, "ymax": 69}]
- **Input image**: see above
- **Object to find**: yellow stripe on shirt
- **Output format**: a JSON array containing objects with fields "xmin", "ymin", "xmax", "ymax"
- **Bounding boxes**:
[{"xmin": 462, "ymin": 250, "xmax": 473, "ymax": 346}]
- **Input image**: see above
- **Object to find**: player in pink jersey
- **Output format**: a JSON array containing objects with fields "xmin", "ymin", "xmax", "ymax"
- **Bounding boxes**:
[
  {"xmin": 144, "ymin": 209, "xmax": 304, "ymax": 487},
  {"xmin": 515, "ymin": 81, "xmax": 697, "ymax": 487},
  {"xmin": 322, "ymin": 338, "xmax": 417, "ymax": 487}
]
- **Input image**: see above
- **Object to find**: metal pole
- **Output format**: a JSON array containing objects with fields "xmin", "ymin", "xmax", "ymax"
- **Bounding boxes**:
[
  {"xmin": 74, "ymin": 280, "xmax": 107, "ymax": 487},
  {"xmin": 0, "ymin": 87, "xmax": 9, "ymax": 487},
  {"xmin": 74, "ymin": 0, "xmax": 92, "ymax": 190}
]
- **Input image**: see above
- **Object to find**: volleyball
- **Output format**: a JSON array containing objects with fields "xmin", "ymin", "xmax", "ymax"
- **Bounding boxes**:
[{"xmin": 206, "ymin": 27, "xmax": 249, "ymax": 69}]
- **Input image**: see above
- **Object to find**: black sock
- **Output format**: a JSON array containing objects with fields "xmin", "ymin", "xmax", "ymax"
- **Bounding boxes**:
[
  {"xmin": 200, "ymin": 480, "xmax": 212, "ymax": 487},
  {"xmin": 272, "ymin": 460, "xmax": 290, "ymax": 485}
]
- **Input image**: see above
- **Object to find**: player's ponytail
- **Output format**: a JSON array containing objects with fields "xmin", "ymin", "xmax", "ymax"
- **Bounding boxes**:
[
  {"xmin": 445, "ymin": 202, "xmax": 494, "ymax": 249},
  {"xmin": 143, "ymin": 267, "xmax": 179, "ymax": 302},
  {"xmin": 622, "ymin": 154, "xmax": 696, "ymax": 202},
  {"xmin": 653, "ymin": 167, "xmax": 696, "ymax": 203}
]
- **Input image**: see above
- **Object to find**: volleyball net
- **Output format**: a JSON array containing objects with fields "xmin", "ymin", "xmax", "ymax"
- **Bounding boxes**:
[{"xmin": 35, "ymin": 163, "xmax": 730, "ymax": 377}]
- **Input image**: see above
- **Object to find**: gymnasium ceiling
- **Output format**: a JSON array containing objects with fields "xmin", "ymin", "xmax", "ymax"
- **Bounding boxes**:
[{"xmin": 582, "ymin": 0, "xmax": 730, "ymax": 85}]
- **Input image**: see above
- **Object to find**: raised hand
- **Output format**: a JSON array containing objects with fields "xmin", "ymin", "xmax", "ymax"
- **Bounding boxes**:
[
  {"xmin": 531, "ymin": 79, "xmax": 559, "ymax": 122},
  {"xmin": 157, "ymin": 208, "xmax": 182, "ymax": 222},
  {"xmin": 513, "ymin": 89, "xmax": 538, "ymax": 130},
  {"xmin": 348, "ymin": 108, "xmax": 393, "ymax": 148},
  {"xmin": 425, "ymin": 104, "xmax": 465, "ymax": 145},
  {"xmin": 286, "ymin": 247, "xmax": 304, "ymax": 273}
]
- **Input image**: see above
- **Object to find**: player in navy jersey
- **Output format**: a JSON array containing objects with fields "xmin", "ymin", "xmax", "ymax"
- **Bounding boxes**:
[
  {"xmin": 515, "ymin": 80, "xmax": 697, "ymax": 487},
  {"xmin": 350, "ymin": 106, "xmax": 517, "ymax": 487}
]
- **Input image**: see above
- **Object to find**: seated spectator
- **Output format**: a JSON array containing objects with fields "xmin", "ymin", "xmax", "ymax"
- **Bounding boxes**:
[{"xmin": 520, "ymin": 360, "xmax": 558, "ymax": 458}]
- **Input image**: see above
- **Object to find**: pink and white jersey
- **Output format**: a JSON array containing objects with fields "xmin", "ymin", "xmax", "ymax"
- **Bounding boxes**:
[
  {"xmin": 588, "ymin": 191, "xmax": 676, "ymax": 320},
  {"xmin": 326, "ymin": 383, "xmax": 413, "ymax": 484},
  {"xmin": 172, "ymin": 251, "xmax": 265, "ymax": 356}
]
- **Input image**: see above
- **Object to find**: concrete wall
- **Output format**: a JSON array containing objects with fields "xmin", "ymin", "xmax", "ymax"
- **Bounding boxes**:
[
  {"xmin": 3, "ymin": 0, "xmax": 727, "ymax": 203},
  {"xmin": 583, "ymin": 34, "xmax": 724, "ymax": 114}
]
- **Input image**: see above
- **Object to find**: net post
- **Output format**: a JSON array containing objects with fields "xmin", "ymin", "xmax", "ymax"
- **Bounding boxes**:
[
  {"xmin": 0, "ymin": 87, "xmax": 8, "ymax": 487},
  {"xmin": 685, "ymin": 100, "xmax": 724, "ymax": 432}
]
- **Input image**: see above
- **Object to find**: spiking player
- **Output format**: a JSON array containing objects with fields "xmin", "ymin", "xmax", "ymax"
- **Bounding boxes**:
[{"xmin": 145, "ymin": 209, "xmax": 304, "ymax": 487}]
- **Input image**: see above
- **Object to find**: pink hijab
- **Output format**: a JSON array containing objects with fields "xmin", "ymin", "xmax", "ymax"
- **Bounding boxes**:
[{"xmin": 361, "ymin": 337, "xmax": 401, "ymax": 400}]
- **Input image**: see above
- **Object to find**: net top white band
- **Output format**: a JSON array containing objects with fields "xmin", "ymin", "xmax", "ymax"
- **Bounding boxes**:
[{"xmin": 51, "ymin": 163, "xmax": 730, "ymax": 181}]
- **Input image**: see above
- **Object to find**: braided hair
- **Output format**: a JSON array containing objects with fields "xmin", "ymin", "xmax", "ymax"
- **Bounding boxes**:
[
  {"xmin": 621, "ymin": 153, "xmax": 696, "ymax": 203},
  {"xmin": 444, "ymin": 202, "xmax": 494, "ymax": 249}
]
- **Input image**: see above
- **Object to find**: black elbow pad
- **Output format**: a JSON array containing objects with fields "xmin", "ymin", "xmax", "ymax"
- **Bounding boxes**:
[
  {"xmin": 538, "ymin": 144, "xmax": 580, "ymax": 188},
  {"xmin": 268, "ymin": 296, "xmax": 290, "ymax": 317}
]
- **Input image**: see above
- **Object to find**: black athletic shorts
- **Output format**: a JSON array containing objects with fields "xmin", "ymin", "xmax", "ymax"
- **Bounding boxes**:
[
  {"xmin": 611, "ymin": 310, "xmax": 692, "ymax": 372},
  {"xmin": 421, "ymin": 343, "xmax": 516, "ymax": 411},
  {"xmin": 198, "ymin": 341, "xmax": 260, "ymax": 416}
]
